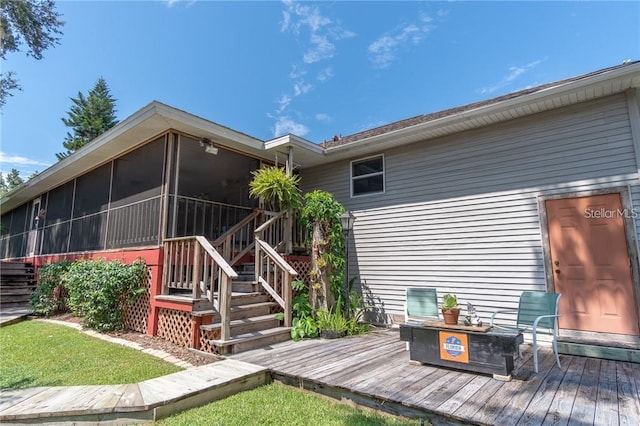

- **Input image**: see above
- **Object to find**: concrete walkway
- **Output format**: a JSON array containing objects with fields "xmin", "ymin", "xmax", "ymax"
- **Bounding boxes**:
[{"xmin": 0, "ymin": 316, "xmax": 270, "ymax": 424}]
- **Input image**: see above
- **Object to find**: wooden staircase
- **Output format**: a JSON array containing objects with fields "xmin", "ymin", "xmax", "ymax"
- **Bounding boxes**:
[
  {"xmin": 0, "ymin": 261, "xmax": 36, "ymax": 310},
  {"xmin": 160, "ymin": 210, "xmax": 299, "ymax": 355},
  {"xmin": 201, "ymin": 262, "xmax": 291, "ymax": 355}
]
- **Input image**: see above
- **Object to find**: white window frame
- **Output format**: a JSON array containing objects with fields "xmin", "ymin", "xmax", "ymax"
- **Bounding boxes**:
[{"xmin": 350, "ymin": 154, "xmax": 385, "ymax": 198}]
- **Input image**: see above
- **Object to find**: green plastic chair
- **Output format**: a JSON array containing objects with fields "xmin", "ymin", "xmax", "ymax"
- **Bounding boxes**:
[
  {"xmin": 490, "ymin": 291, "xmax": 562, "ymax": 373},
  {"xmin": 405, "ymin": 287, "xmax": 440, "ymax": 350}
]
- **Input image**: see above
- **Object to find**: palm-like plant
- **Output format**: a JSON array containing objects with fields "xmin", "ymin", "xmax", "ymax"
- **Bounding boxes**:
[{"xmin": 249, "ymin": 166, "xmax": 301, "ymax": 211}]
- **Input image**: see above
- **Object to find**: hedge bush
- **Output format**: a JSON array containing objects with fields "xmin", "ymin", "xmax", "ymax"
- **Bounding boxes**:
[
  {"xmin": 65, "ymin": 258, "xmax": 147, "ymax": 331},
  {"xmin": 30, "ymin": 260, "xmax": 72, "ymax": 316}
]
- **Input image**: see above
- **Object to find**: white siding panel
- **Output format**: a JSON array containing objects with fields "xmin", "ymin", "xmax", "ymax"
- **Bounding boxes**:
[{"xmin": 302, "ymin": 94, "xmax": 640, "ymax": 324}]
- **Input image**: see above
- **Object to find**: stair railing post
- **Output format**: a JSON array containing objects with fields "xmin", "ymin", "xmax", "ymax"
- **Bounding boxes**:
[
  {"xmin": 192, "ymin": 241, "xmax": 202, "ymax": 299},
  {"xmin": 162, "ymin": 241, "xmax": 171, "ymax": 295},
  {"xmin": 219, "ymin": 270, "xmax": 232, "ymax": 341},
  {"xmin": 284, "ymin": 271, "xmax": 292, "ymax": 327}
]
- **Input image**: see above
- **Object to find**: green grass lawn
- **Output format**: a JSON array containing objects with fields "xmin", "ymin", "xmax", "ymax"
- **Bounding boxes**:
[
  {"xmin": 1, "ymin": 320, "xmax": 426, "ymax": 425},
  {"xmin": 0, "ymin": 320, "xmax": 182, "ymax": 389},
  {"xmin": 156, "ymin": 381, "xmax": 422, "ymax": 426}
]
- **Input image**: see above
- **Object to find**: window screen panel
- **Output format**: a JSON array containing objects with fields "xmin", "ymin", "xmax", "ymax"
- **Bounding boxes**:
[
  {"xmin": 8, "ymin": 204, "xmax": 28, "ymax": 235},
  {"xmin": 40, "ymin": 222, "xmax": 70, "ymax": 255},
  {"xmin": 44, "ymin": 182, "xmax": 74, "ymax": 225},
  {"xmin": 351, "ymin": 155, "xmax": 385, "ymax": 196},
  {"xmin": 352, "ymin": 156, "xmax": 383, "ymax": 177},
  {"xmin": 177, "ymin": 136, "xmax": 258, "ymax": 207},
  {"xmin": 69, "ymin": 214, "xmax": 107, "ymax": 252},
  {"xmin": 74, "ymin": 163, "xmax": 111, "ymax": 217},
  {"xmin": 5, "ymin": 233, "xmax": 26, "ymax": 258},
  {"xmin": 353, "ymin": 174, "xmax": 384, "ymax": 196},
  {"xmin": 106, "ymin": 197, "xmax": 160, "ymax": 248},
  {"xmin": 111, "ymin": 136, "xmax": 165, "ymax": 208}
]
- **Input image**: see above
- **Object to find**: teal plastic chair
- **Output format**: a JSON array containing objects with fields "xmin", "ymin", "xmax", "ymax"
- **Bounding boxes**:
[
  {"xmin": 490, "ymin": 291, "xmax": 562, "ymax": 373},
  {"xmin": 405, "ymin": 287, "xmax": 440, "ymax": 350}
]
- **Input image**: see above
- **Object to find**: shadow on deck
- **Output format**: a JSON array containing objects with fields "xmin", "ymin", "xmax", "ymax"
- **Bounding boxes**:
[{"xmin": 230, "ymin": 328, "xmax": 640, "ymax": 426}]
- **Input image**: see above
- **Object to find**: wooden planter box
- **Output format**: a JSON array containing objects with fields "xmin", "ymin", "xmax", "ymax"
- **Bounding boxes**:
[{"xmin": 400, "ymin": 322, "xmax": 523, "ymax": 380}]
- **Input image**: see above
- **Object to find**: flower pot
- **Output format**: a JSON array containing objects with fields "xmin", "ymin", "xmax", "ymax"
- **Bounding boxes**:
[
  {"xmin": 320, "ymin": 330, "xmax": 344, "ymax": 339},
  {"xmin": 441, "ymin": 308, "xmax": 460, "ymax": 325}
]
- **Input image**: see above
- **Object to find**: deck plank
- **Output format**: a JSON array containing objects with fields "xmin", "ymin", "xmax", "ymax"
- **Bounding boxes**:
[
  {"xmin": 452, "ymin": 375, "xmax": 504, "ymax": 421},
  {"xmin": 567, "ymin": 357, "xmax": 600, "ymax": 425},
  {"xmin": 228, "ymin": 328, "xmax": 640, "ymax": 426},
  {"xmin": 617, "ymin": 361, "xmax": 640, "ymax": 425},
  {"xmin": 593, "ymin": 359, "xmax": 620, "ymax": 426},
  {"xmin": 437, "ymin": 374, "xmax": 492, "ymax": 416},
  {"xmin": 517, "ymin": 353, "xmax": 572, "ymax": 426},
  {"xmin": 542, "ymin": 355, "xmax": 587, "ymax": 426}
]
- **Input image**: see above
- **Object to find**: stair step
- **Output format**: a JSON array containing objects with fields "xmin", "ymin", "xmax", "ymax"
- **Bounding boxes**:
[
  {"xmin": 230, "ymin": 292, "xmax": 271, "ymax": 306},
  {"xmin": 201, "ymin": 314, "xmax": 280, "ymax": 335},
  {"xmin": 231, "ymin": 302, "xmax": 277, "ymax": 320},
  {"xmin": 232, "ymin": 280, "xmax": 258, "ymax": 292},
  {"xmin": 211, "ymin": 327, "xmax": 291, "ymax": 354}
]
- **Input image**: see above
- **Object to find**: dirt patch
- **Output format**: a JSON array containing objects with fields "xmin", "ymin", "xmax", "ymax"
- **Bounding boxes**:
[{"xmin": 50, "ymin": 313, "xmax": 221, "ymax": 367}]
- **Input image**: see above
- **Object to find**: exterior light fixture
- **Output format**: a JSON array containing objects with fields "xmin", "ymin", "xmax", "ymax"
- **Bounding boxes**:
[{"xmin": 199, "ymin": 138, "xmax": 218, "ymax": 155}]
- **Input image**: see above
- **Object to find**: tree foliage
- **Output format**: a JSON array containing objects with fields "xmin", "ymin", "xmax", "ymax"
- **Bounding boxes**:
[
  {"xmin": 300, "ymin": 190, "xmax": 345, "ymax": 311},
  {"xmin": 0, "ymin": 168, "xmax": 24, "ymax": 196},
  {"xmin": 57, "ymin": 77, "xmax": 118, "ymax": 159},
  {"xmin": 0, "ymin": 0, "xmax": 64, "ymax": 107}
]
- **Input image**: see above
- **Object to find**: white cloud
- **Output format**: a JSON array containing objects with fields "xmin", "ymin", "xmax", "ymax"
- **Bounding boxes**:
[
  {"xmin": 282, "ymin": 1, "xmax": 355, "ymax": 64},
  {"xmin": 273, "ymin": 116, "xmax": 309, "ymax": 137},
  {"xmin": 0, "ymin": 152, "xmax": 51, "ymax": 177},
  {"xmin": 289, "ymin": 65, "xmax": 306, "ymax": 79},
  {"xmin": 276, "ymin": 94, "xmax": 292, "ymax": 114},
  {"xmin": 316, "ymin": 67, "xmax": 333, "ymax": 82},
  {"xmin": 165, "ymin": 0, "xmax": 197, "ymax": 8},
  {"xmin": 315, "ymin": 113, "xmax": 332, "ymax": 122},
  {"xmin": 293, "ymin": 81, "xmax": 312, "ymax": 96},
  {"xmin": 368, "ymin": 12, "xmax": 437, "ymax": 69},
  {"xmin": 0, "ymin": 151, "xmax": 50, "ymax": 167},
  {"xmin": 271, "ymin": 1, "xmax": 354, "ymax": 138},
  {"xmin": 478, "ymin": 59, "xmax": 545, "ymax": 95}
]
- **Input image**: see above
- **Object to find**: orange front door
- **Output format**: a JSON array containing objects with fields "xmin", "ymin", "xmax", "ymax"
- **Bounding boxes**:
[{"xmin": 546, "ymin": 193, "xmax": 639, "ymax": 336}]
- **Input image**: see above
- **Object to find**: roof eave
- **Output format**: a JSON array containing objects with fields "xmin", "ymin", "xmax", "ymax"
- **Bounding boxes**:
[{"xmin": 323, "ymin": 62, "xmax": 640, "ymax": 158}]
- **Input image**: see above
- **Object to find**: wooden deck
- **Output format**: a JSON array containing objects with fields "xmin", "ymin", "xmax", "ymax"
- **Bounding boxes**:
[{"xmin": 231, "ymin": 328, "xmax": 640, "ymax": 426}]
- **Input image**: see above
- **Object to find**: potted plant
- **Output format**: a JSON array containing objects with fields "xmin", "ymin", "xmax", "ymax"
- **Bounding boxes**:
[
  {"xmin": 440, "ymin": 293, "xmax": 461, "ymax": 325},
  {"xmin": 316, "ymin": 308, "xmax": 348, "ymax": 339}
]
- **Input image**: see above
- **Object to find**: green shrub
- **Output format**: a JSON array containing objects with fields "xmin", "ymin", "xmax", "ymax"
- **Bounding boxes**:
[
  {"xmin": 316, "ymin": 308, "xmax": 348, "ymax": 334},
  {"xmin": 30, "ymin": 260, "xmax": 72, "ymax": 316},
  {"xmin": 276, "ymin": 279, "xmax": 319, "ymax": 340},
  {"xmin": 65, "ymin": 258, "xmax": 147, "ymax": 331}
]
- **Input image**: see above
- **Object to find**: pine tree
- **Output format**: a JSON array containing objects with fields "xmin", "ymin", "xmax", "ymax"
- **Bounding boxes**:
[
  {"xmin": 57, "ymin": 77, "xmax": 118, "ymax": 160},
  {"xmin": 0, "ymin": 168, "xmax": 25, "ymax": 196}
]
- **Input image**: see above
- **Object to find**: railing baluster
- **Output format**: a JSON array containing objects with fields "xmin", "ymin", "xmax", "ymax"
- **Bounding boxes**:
[{"xmin": 193, "ymin": 242, "xmax": 201, "ymax": 299}]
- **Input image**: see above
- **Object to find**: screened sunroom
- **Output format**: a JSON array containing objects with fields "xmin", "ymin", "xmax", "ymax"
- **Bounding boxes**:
[{"xmin": 0, "ymin": 132, "xmax": 264, "ymax": 259}]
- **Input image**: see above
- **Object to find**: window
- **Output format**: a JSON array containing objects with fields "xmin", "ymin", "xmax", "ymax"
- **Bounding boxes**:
[{"xmin": 351, "ymin": 155, "xmax": 384, "ymax": 197}]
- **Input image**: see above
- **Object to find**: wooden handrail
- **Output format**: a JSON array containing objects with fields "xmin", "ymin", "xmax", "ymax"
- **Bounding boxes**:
[
  {"xmin": 195, "ymin": 236, "xmax": 238, "ymax": 279},
  {"xmin": 212, "ymin": 209, "xmax": 262, "ymax": 265},
  {"xmin": 254, "ymin": 210, "xmax": 286, "ymax": 234},
  {"xmin": 255, "ymin": 238, "xmax": 297, "ymax": 275},
  {"xmin": 255, "ymin": 237, "xmax": 297, "ymax": 327},
  {"xmin": 163, "ymin": 236, "xmax": 237, "ymax": 340}
]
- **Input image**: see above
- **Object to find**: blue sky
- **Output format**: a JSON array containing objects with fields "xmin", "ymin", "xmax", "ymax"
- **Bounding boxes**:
[{"xmin": 1, "ymin": 1, "xmax": 639, "ymax": 177}]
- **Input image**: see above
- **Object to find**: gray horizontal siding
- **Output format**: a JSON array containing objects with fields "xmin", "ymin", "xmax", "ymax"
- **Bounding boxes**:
[{"xmin": 302, "ymin": 93, "xmax": 640, "ymax": 324}]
